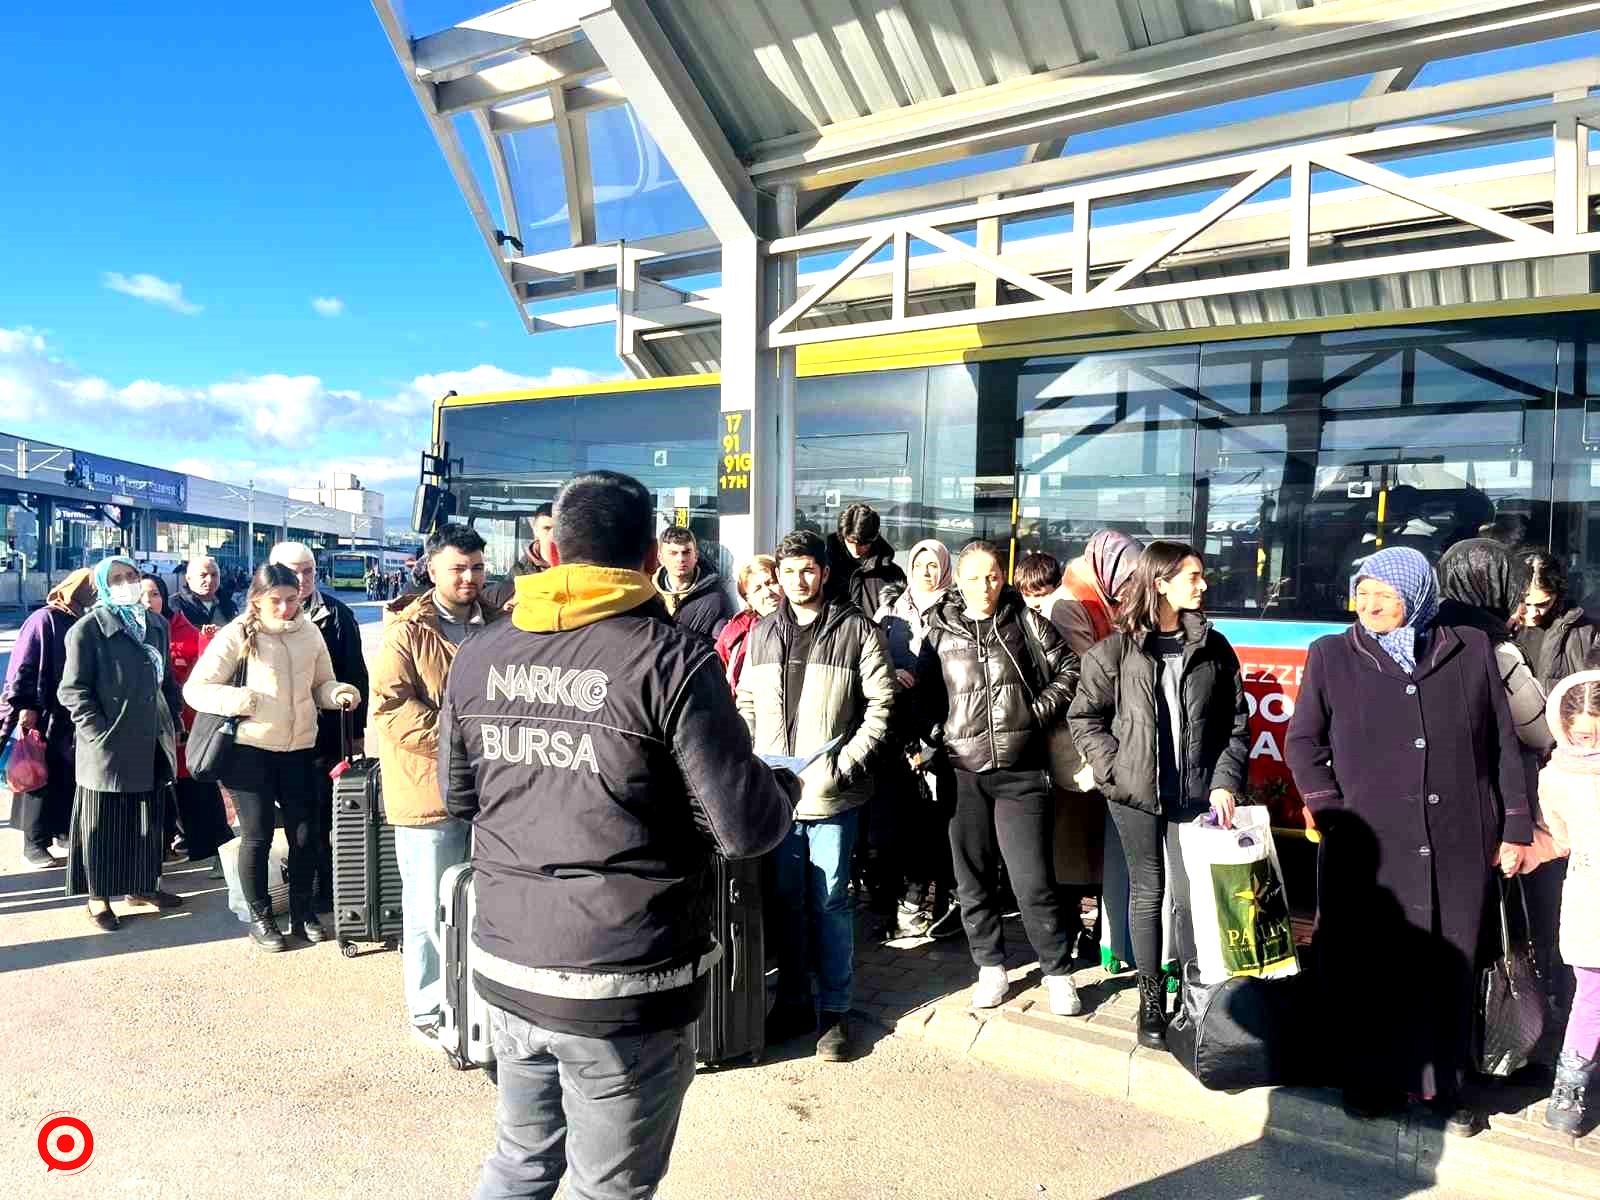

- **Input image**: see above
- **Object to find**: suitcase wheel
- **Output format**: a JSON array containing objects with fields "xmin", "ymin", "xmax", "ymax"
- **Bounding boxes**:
[
  {"xmin": 445, "ymin": 1051, "xmax": 468, "ymax": 1071},
  {"xmin": 383, "ymin": 938, "xmax": 398, "ymax": 953},
  {"xmin": 340, "ymin": 941, "xmax": 359, "ymax": 959}
]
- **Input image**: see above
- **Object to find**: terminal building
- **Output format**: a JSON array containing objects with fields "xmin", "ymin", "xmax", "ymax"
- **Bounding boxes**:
[{"xmin": 0, "ymin": 429, "xmax": 385, "ymax": 609}]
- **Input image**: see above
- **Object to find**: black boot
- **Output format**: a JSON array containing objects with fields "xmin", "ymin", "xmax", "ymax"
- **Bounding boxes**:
[
  {"xmin": 248, "ymin": 904, "xmax": 287, "ymax": 952},
  {"xmin": 291, "ymin": 896, "xmax": 329, "ymax": 944},
  {"xmin": 1136, "ymin": 973, "xmax": 1168, "ymax": 1051},
  {"xmin": 1547, "ymin": 1051, "xmax": 1595, "ymax": 1135}
]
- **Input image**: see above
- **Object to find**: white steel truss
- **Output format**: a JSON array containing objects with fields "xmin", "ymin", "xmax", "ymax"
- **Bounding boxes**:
[{"xmin": 765, "ymin": 95, "xmax": 1600, "ymax": 348}]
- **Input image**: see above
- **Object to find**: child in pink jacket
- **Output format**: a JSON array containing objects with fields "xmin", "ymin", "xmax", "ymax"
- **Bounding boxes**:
[{"xmin": 1534, "ymin": 669, "xmax": 1600, "ymax": 1133}]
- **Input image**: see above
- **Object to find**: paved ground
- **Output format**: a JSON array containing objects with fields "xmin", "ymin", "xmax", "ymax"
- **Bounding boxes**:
[{"xmin": 1, "ymin": 842, "xmax": 1486, "ymax": 1200}]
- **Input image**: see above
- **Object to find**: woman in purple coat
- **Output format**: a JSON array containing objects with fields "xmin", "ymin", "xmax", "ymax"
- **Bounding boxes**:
[
  {"xmin": 1286, "ymin": 547, "xmax": 1535, "ymax": 1135},
  {"xmin": 0, "ymin": 568, "xmax": 97, "ymax": 867}
]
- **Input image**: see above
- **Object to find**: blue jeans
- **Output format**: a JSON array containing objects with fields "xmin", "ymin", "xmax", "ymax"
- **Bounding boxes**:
[
  {"xmin": 474, "ymin": 1006, "xmax": 696, "ymax": 1200},
  {"xmin": 772, "ymin": 808, "xmax": 860, "ymax": 1013},
  {"xmin": 394, "ymin": 818, "xmax": 470, "ymax": 1026}
]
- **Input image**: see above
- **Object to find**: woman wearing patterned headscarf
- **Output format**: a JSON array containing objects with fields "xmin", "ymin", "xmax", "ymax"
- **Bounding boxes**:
[
  {"xmin": 1286, "ymin": 545, "xmax": 1535, "ymax": 1135},
  {"xmin": 1051, "ymin": 531, "xmax": 1143, "ymax": 657},
  {"xmin": 57, "ymin": 556, "xmax": 187, "ymax": 930}
]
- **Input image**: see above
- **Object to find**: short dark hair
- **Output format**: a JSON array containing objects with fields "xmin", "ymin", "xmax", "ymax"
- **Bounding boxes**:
[
  {"xmin": 1014, "ymin": 551, "xmax": 1061, "ymax": 596},
  {"xmin": 533, "ymin": 502, "xmax": 553, "ymax": 520},
  {"xmin": 777, "ymin": 529, "xmax": 827, "ymax": 567},
  {"xmin": 552, "ymin": 471, "xmax": 655, "ymax": 568},
  {"xmin": 837, "ymin": 502, "xmax": 880, "ymax": 543},
  {"xmin": 658, "ymin": 526, "xmax": 697, "ymax": 550},
  {"xmin": 426, "ymin": 524, "xmax": 485, "ymax": 560}
]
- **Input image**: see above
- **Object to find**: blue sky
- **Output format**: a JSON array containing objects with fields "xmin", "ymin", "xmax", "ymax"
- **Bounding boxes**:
[
  {"xmin": 0, "ymin": 8, "xmax": 1593, "ymax": 524},
  {"xmin": 0, "ymin": 2, "xmax": 620, "ymax": 520}
]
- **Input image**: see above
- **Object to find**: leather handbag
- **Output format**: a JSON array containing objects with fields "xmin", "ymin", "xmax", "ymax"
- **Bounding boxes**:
[
  {"xmin": 187, "ymin": 655, "xmax": 249, "ymax": 784},
  {"xmin": 1474, "ymin": 877, "xmax": 1545, "ymax": 1078}
]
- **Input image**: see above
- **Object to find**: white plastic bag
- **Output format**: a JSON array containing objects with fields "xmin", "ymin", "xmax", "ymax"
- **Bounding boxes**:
[
  {"xmin": 218, "ymin": 829, "xmax": 290, "ymax": 923},
  {"xmin": 1178, "ymin": 805, "xmax": 1299, "ymax": 986}
]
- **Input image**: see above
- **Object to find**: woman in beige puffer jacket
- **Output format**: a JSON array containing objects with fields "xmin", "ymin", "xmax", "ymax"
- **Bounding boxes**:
[{"xmin": 185, "ymin": 563, "xmax": 360, "ymax": 951}]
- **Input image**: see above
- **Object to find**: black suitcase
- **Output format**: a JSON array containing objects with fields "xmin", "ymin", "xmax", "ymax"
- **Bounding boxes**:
[
  {"xmin": 330, "ymin": 713, "xmax": 402, "ymax": 957},
  {"xmin": 694, "ymin": 855, "xmax": 765, "ymax": 1068}
]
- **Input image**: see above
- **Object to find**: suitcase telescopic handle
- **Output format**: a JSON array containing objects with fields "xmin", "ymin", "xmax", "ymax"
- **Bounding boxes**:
[{"xmin": 341, "ymin": 705, "xmax": 355, "ymax": 763}]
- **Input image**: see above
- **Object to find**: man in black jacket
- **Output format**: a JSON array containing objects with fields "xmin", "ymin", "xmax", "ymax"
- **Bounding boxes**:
[
  {"xmin": 441, "ymin": 470, "xmax": 794, "ymax": 1199},
  {"xmin": 653, "ymin": 525, "xmax": 733, "ymax": 642},
  {"xmin": 268, "ymin": 542, "xmax": 370, "ymax": 915},
  {"xmin": 825, "ymin": 502, "xmax": 907, "ymax": 618},
  {"xmin": 169, "ymin": 556, "xmax": 236, "ymax": 633}
]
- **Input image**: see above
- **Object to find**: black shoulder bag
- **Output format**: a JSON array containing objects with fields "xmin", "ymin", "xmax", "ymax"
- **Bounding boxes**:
[{"xmin": 188, "ymin": 651, "xmax": 249, "ymax": 784}]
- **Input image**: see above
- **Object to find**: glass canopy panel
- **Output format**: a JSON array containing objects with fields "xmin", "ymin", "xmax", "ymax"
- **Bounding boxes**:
[
  {"xmin": 500, "ymin": 124, "xmax": 575, "ymax": 256},
  {"xmin": 586, "ymin": 104, "xmax": 702, "ymax": 243},
  {"xmin": 393, "ymin": 0, "xmax": 493, "ymax": 38}
]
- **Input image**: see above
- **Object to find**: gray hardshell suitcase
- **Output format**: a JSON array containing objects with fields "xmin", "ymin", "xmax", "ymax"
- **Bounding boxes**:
[
  {"xmin": 330, "ymin": 714, "xmax": 402, "ymax": 957},
  {"xmin": 439, "ymin": 860, "xmax": 497, "ymax": 1074},
  {"xmin": 694, "ymin": 855, "xmax": 765, "ymax": 1067}
]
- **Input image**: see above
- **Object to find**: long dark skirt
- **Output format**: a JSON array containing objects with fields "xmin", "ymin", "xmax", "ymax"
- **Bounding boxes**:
[{"xmin": 64, "ymin": 785, "xmax": 166, "ymax": 899}]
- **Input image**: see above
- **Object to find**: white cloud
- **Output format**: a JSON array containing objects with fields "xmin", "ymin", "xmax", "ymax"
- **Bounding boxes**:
[
  {"xmin": 0, "ymin": 327, "xmax": 620, "ymax": 505},
  {"xmin": 103, "ymin": 272, "xmax": 202, "ymax": 315},
  {"xmin": 311, "ymin": 296, "xmax": 345, "ymax": 318}
]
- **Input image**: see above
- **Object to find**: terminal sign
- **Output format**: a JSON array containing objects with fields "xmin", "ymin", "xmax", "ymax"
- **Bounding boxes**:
[{"xmin": 718, "ymin": 410, "xmax": 753, "ymax": 516}]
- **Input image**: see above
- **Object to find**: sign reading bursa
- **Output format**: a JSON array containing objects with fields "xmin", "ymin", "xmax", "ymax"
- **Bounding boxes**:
[
  {"xmin": 73, "ymin": 450, "xmax": 188, "ymax": 511},
  {"xmin": 717, "ymin": 409, "xmax": 752, "ymax": 516}
]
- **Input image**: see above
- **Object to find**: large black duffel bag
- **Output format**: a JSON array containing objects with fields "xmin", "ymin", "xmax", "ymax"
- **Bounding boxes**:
[{"xmin": 1166, "ymin": 962, "xmax": 1322, "ymax": 1091}]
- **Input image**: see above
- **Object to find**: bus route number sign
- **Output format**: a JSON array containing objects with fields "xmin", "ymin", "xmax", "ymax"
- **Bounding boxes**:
[{"xmin": 719, "ymin": 410, "xmax": 753, "ymax": 515}]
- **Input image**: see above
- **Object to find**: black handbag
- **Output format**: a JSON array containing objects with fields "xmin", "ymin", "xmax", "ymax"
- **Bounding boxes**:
[
  {"xmin": 187, "ymin": 654, "xmax": 249, "ymax": 784},
  {"xmin": 1474, "ymin": 877, "xmax": 1545, "ymax": 1078}
]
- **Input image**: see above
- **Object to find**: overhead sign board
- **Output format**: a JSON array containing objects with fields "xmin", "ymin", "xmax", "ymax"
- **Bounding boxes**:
[{"xmin": 73, "ymin": 451, "xmax": 188, "ymax": 511}]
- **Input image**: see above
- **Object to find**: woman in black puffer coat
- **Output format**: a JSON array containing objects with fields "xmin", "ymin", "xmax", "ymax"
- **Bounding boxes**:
[
  {"xmin": 1066, "ymin": 541, "xmax": 1249, "ymax": 1052},
  {"xmin": 913, "ymin": 541, "xmax": 1081, "ymax": 1015}
]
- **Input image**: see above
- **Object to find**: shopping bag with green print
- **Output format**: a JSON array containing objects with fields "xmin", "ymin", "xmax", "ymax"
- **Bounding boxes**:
[{"xmin": 1178, "ymin": 805, "xmax": 1300, "ymax": 986}]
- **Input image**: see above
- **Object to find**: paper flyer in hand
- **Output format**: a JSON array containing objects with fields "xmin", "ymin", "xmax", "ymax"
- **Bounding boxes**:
[{"xmin": 760, "ymin": 735, "xmax": 844, "ymax": 776}]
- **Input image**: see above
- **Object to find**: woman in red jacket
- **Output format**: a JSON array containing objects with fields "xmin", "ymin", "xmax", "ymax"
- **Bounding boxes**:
[
  {"xmin": 141, "ymin": 575, "xmax": 234, "ymax": 866},
  {"xmin": 715, "ymin": 555, "xmax": 781, "ymax": 691}
]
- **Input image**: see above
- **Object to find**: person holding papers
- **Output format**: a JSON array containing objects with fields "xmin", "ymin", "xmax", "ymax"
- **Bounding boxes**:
[{"xmin": 736, "ymin": 528, "xmax": 898, "ymax": 1062}]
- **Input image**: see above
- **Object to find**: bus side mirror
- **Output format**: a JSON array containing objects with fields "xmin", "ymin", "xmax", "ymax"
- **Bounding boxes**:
[{"xmin": 413, "ymin": 484, "xmax": 455, "ymax": 534}]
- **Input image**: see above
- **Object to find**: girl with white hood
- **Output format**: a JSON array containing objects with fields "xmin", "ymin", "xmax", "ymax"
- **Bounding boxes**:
[{"xmin": 1531, "ymin": 669, "xmax": 1600, "ymax": 1133}]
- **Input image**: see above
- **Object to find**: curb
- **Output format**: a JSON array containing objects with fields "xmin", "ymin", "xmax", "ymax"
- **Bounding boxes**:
[{"xmin": 879, "ymin": 992, "xmax": 1600, "ymax": 1200}]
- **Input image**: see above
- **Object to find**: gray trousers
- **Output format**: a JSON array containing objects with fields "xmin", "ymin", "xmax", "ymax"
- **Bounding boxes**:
[{"xmin": 475, "ymin": 1006, "xmax": 696, "ymax": 1200}]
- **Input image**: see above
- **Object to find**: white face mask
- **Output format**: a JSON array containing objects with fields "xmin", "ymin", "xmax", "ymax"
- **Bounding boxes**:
[{"xmin": 109, "ymin": 581, "xmax": 143, "ymax": 607}]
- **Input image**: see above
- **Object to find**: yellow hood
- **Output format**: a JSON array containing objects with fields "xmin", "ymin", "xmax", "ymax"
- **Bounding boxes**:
[{"xmin": 512, "ymin": 564, "xmax": 659, "ymax": 632}]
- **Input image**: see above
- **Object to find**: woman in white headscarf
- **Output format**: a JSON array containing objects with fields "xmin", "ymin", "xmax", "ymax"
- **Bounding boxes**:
[
  {"xmin": 57, "ymin": 556, "xmax": 187, "ymax": 930},
  {"xmin": 880, "ymin": 539, "xmax": 960, "ymax": 938}
]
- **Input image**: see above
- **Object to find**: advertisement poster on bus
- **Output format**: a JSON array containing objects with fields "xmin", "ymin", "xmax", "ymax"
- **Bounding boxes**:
[{"xmin": 1217, "ymin": 620, "xmax": 1342, "ymax": 835}]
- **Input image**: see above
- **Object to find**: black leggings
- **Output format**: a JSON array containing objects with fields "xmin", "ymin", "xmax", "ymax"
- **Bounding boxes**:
[
  {"xmin": 223, "ymin": 745, "xmax": 318, "ymax": 911},
  {"xmin": 1105, "ymin": 801, "xmax": 1203, "ymax": 977}
]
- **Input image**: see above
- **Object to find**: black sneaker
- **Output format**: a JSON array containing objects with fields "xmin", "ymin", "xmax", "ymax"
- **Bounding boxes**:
[
  {"xmin": 816, "ymin": 1011, "xmax": 853, "ymax": 1062},
  {"xmin": 764, "ymin": 1000, "xmax": 816, "ymax": 1045}
]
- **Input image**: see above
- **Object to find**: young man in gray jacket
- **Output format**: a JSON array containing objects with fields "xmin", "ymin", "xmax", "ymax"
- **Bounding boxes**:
[
  {"xmin": 441, "ymin": 470, "xmax": 795, "ymax": 1200},
  {"xmin": 736, "ymin": 528, "xmax": 898, "ymax": 1062}
]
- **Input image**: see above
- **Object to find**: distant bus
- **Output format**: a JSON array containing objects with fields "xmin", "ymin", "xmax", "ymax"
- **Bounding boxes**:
[
  {"xmin": 327, "ymin": 547, "xmax": 420, "ymax": 591},
  {"xmin": 328, "ymin": 551, "xmax": 377, "ymax": 590}
]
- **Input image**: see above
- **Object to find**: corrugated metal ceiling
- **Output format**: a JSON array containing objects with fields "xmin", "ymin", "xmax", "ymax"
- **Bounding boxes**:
[{"xmin": 646, "ymin": 0, "xmax": 1335, "ymax": 153}]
